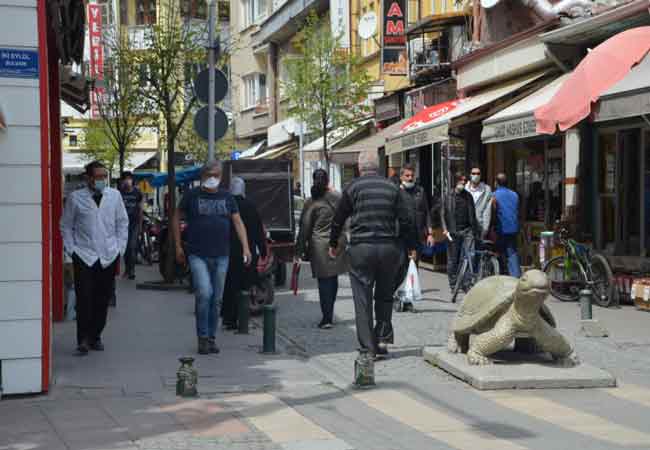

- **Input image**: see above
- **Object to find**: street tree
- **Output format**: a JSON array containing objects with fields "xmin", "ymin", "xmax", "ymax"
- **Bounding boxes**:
[
  {"xmin": 135, "ymin": 2, "xmax": 206, "ymax": 281},
  {"xmin": 95, "ymin": 32, "xmax": 151, "ymax": 175},
  {"xmin": 283, "ymin": 12, "xmax": 372, "ymax": 165},
  {"xmin": 79, "ymin": 119, "xmax": 120, "ymax": 177}
]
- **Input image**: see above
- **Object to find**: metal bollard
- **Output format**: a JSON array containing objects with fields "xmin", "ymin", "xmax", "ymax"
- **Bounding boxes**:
[
  {"xmin": 262, "ymin": 304, "xmax": 276, "ymax": 353},
  {"xmin": 579, "ymin": 289, "xmax": 593, "ymax": 320},
  {"xmin": 354, "ymin": 348, "xmax": 375, "ymax": 388},
  {"xmin": 176, "ymin": 357, "xmax": 198, "ymax": 397},
  {"xmin": 237, "ymin": 291, "xmax": 249, "ymax": 334}
]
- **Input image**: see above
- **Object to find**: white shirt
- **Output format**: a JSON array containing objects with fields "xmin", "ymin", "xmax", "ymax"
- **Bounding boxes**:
[
  {"xmin": 61, "ymin": 187, "xmax": 129, "ymax": 268},
  {"xmin": 466, "ymin": 182, "xmax": 484, "ymax": 204}
]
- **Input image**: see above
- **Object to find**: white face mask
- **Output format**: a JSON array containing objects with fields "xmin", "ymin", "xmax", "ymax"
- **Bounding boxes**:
[
  {"xmin": 94, "ymin": 180, "xmax": 107, "ymax": 193},
  {"xmin": 471, "ymin": 175, "xmax": 480, "ymax": 184},
  {"xmin": 202, "ymin": 177, "xmax": 220, "ymax": 190},
  {"xmin": 402, "ymin": 181, "xmax": 415, "ymax": 189}
]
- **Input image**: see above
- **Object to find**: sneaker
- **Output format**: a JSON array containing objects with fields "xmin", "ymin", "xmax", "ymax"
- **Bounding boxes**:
[
  {"xmin": 377, "ymin": 341, "xmax": 389, "ymax": 356},
  {"xmin": 317, "ymin": 321, "xmax": 333, "ymax": 329},
  {"xmin": 198, "ymin": 337, "xmax": 210, "ymax": 355},
  {"xmin": 208, "ymin": 338, "xmax": 220, "ymax": 354},
  {"xmin": 90, "ymin": 339, "xmax": 104, "ymax": 351}
]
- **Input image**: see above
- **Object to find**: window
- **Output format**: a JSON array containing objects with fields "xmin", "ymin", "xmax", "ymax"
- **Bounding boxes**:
[
  {"xmin": 136, "ymin": 0, "xmax": 156, "ymax": 25},
  {"xmin": 242, "ymin": 0, "xmax": 267, "ymax": 28},
  {"xmin": 69, "ymin": 135, "xmax": 78, "ymax": 147},
  {"xmin": 181, "ymin": 0, "xmax": 207, "ymax": 19},
  {"xmin": 241, "ymin": 73, "xmax": 267, "ymax": 109}
]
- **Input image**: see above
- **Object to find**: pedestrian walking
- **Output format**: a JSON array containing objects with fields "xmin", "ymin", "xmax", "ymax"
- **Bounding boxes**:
[
  {"xmin": 394, "ymin": 164, "xmax": 434, "ymax": 311},
  {"xmin": 221, "ymin": 177, "xmax": 267, "ymax": 330},
  {"xmin": 61, "ymin": 161, "xmax": 129, "ymax": 355},
  {"xmin": 173, "ymin": 162, "xmax": 252, "ymax": 355},
  {"xmin": 465, "ymin": 166, "xmax": 492, "ymax": 239},
  {"xmin": 119, "ymin": 171, "xmax": 144, "ymax": 280},
  {"xmin": 493, "ymin": 173, "xmax": 522, "ymax": 277},
  {"xmin": 296, "ymin": 169, "xmax": 348, "ymax": 329},
  {"xmin": 441, "ymin": 173, "xmax": 480, "ymax": 291},
  {"xmin": 329, "ymin": 151, "xmax": 416, "ymax": 357}
]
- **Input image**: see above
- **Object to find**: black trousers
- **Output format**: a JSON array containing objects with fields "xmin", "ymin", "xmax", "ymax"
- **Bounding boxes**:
[
  {"xmin": 73, "ymin": 254, "xmax": 117, "ymax": 345},
  {"xmin": 317, "ymin": 276, "xmax": 338, "ymax": 324},
  {"xmin": 124, "ymin": 223, "xmax": 138, "ymax": 276},
  {"xmin": 221, "ymin": 257, "xmax": 244, "ymax": 326},
  {"xmin": 348, "ymin": 242, "xmax": 400, "ymax": 353},
  {"xmin": 446, "ymin": 228, "xmax": 474, "ymax": 289}
]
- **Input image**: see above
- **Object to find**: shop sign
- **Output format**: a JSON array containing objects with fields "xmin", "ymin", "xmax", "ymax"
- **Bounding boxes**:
[
  {"xmin": 488, "ymin": 117, "xmax": 538, "ymax": 142},
  {"xmin": 88, "ymin": 3, "xmax": 105, "ymax": 119},
  {"xmin": 374, "ymin": 94, "xmax": 400, "ymax": 122},
  {"xmin": 331, "ymin": 0, "xmax": 350, "ymax": 48},
  {"xmin": 0, "ymin": 48, "xmax": 39, "ymax": 79},
  {"xmin": 381, "ymin": 0, "xmax": 407, "ymax": 75}
]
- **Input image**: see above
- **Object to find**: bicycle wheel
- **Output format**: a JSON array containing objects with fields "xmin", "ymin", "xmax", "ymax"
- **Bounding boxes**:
[
  {"xmin": 451, "ymin": 259, "xmax": 469, "ymax": 304},
  {"xmin": 480, "ymin": 256, "xmax": 500, "ymax": 280},
  {"xmin": 590, "ymin": 253, "xmax": 615, "ymax": 308},
  {"xmin": 543, "ymin": 256, "xmax": 582, "ymax": 302}
]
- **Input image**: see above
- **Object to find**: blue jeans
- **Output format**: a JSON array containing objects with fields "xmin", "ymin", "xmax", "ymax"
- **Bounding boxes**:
[
  {"xmin": 188, "ymin": 254, "xmax": 229, "ymax": 338},
  {"xmin": 497, "ymin": 233, "xmax": 522, "ymax": 278}
]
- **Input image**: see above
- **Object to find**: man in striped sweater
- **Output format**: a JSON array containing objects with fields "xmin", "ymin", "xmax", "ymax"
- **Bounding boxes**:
[{"xmin": 329, "ymin": 151, "xmax": 416, "ymax": 358}]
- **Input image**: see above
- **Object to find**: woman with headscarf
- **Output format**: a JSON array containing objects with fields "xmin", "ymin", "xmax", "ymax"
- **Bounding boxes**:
[
  {"xmin": 221, "ymin": 177, "xmax": 267, "ymax": 329},
  {"xmin": 296, "ymin": 169, "xmax": 348, "ymax": 329}
]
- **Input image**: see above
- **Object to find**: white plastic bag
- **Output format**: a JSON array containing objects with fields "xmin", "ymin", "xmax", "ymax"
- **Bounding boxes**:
[{"xmin": 396, "ymin": 259, "xmax": 422, "ymax": 304}]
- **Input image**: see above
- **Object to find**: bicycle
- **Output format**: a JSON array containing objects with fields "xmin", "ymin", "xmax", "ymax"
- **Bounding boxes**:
[
  {"xmin": 542, "ymin": 228, "xmax": 615, "ymax": 307},
  {"xmin": 451, "ymin": 237, "xmax": 500, "ymax": 303}
]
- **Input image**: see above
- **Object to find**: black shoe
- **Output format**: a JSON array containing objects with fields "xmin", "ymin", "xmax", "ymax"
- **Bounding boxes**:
[
  {"xmin": 223, "ymin": 321, "xmax": 238, "ymax": 331},
  {"xmin": 403, "ymin": 302, "xmax": 414, "ymax": 312},
  {"xmin": 90, "ymin": 339, "xmax": 104, "ymax": 351},
  {"xmin": 76, "ymin": 342, "xmax": 89, "ymax": 355},
  {"xmin": 208, "ymin": 338, "xmax": 220, "ymax": 354},
  {"xmin": 198, "ymin": 337, "xmax": 210, "ymax": 355},
  {"xmin": 377, "ymin": 341, "xmax": 389, "ymax": 356},
  {"xmin": 128, "ymin": 274, "xmax": 135, "ymax": 280},
  {"xmin": 317, "ymin": 321, "xmax": 333, "ymax": 329}
]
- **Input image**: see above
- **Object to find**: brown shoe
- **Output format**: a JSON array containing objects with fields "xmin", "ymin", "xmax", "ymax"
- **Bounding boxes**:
[{"xmin": 198, "ymin": 337, "xmax": 210, "ymax": 355}]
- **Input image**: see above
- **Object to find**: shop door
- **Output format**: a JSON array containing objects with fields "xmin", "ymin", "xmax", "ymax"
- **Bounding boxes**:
[{"xmin": 598, "ymin": 130, "xmax": 641, "ymax": 255}]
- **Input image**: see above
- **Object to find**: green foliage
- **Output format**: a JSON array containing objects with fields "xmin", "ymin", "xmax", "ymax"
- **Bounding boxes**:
[
  {"xmin": 282, "ymin": 12, "xmax": 372, "ymax": 163},
  {"xmin": 80, "ymin": 120, "xmax": 120, "ymax": 175}
]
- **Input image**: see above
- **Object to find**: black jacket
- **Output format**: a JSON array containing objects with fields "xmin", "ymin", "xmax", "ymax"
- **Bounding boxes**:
[
  {"xmin": 400, "ymin": 185, "xmax": 432, "ymax": 241},
  {"xmin": 439, "ymin": 190, "xmax": 480, "ymax": 236}
]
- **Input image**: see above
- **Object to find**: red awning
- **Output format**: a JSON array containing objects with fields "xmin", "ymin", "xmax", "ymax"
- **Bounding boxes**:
[{"xmin": 399, "ymin": 99, "xmax": 464, "ymax": 135}]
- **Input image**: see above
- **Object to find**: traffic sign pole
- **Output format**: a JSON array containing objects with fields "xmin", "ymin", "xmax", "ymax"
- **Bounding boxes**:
[{"xmin": 207, "ymin": 0, "xmax": 216, "ymax": 163}]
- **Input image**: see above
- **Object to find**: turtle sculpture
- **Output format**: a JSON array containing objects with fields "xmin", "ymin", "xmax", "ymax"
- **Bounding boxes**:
[{"xmin": 447, "ymin": 270, "xmax": 579, "ymax": 366}]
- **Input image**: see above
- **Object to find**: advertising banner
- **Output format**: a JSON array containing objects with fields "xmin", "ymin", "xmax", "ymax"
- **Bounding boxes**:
[
  {"xmin": 381, "ymin": 0, "xmax": 407, "ymax": 75},
  {"xmin": 88, "ymin": 3, "xmax": 104, "ymax": 118}
]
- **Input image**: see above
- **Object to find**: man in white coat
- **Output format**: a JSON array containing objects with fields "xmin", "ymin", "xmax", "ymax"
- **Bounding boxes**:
[{"xmin": 466, "ymin": 166, "xmax": 492, "ymax": 239}]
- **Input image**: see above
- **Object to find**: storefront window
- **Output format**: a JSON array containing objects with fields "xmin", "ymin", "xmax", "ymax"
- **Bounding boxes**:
[{"xmin": 503, "ymin": 136, "xmax": 562, "ymax": 226}]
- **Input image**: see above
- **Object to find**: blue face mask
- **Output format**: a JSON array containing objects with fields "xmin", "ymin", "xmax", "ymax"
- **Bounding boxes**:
[{"xmin": 94, "ymin": 180, "xmax": 107, "ymax": 193}]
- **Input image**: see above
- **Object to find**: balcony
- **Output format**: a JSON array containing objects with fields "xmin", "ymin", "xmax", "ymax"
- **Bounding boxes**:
[
  {"xmin": 252, "ymin": 0, "xmax": 328, "ymax": 47},
  {"xmin": 128, "ymin": 25, "xmax": 153, "ymax": 50}
]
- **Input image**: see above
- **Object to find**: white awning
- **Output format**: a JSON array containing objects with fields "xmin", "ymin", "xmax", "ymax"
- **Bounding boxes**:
[
  {"xmin": 594, "ymin": 55, "xmax": 650, "ymax": 123},
  {"xmin": 63, "ymin": 151, "xmax": 157, "ymax": 175},
  {"xmin": 481, "ymin": 73, "xmax": 571, "ymax": 144},
  {"xmin": 386, "ymin": 71, "xmax": 547, "ymax": 155},
  {"xmin": 239, "ymin": 140, "xmax": 266, "ymax": 159},
  {"xmin": 125, "ymin": 151, "xmax": 157, "ymax": 171},
  {"xmin": 303, "ymin": 120, "xmax": 373, "ymax": 152},
  {"xmin": 252, "ymin": 142, "xmax": 296, "ymax": 160}
]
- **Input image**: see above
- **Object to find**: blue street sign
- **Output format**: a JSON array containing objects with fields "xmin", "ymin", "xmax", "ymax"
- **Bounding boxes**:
[
  {"xmin": 231, "ymin": 151, "xmax": 241, "ymax": 160},
  {"xmin": 0, "ymin": 48, "xmax": 39, "ymax": 79}
]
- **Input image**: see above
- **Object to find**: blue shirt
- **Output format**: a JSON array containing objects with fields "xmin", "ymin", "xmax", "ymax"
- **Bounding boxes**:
[
  {"xmin": 494, "ymin": 186, "xmax": 519, "ymax": 235},
  {"xmin": 179, "ymin": 187, "xmax": 239, "ymax": 257}
]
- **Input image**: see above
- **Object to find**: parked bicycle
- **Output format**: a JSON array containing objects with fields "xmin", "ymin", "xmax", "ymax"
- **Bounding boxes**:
[
  {"xmin": 451, "ymin": 238, "xmax": 500, "ymax": 303},
  {"xmin": 542, "ymin": 228, "xmax": 615, "ymax": 307}
]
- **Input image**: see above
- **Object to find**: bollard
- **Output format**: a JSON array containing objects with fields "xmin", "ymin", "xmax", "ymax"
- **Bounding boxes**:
[
  {"xmin": 354, "ymin": 348, "xmax": 375, "ymax": 388},
  {"xmin": 176, "ymin": 357, "xmax": 198, "ymax": 397},
  {"xmin": 262, "ymin": 304, "xmax": 276, "ymax": 353},
  {"xmin": 579, "ymin": 289, "xmax": 593, "ymax": 320},
  {"xmin": 237, "ymin": 291, "xmax": 249, "ymax": 334}
]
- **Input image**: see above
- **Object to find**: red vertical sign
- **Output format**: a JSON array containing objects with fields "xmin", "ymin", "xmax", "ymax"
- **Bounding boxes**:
[{"xmin": 88, "ymin": 3, "xmax": 104, "ymax": 118}]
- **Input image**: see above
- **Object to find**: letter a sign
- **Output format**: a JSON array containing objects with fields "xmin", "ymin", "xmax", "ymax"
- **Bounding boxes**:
[{"xmin": 382, "ymin": 0, "xmax": 407, "ymax": 75}]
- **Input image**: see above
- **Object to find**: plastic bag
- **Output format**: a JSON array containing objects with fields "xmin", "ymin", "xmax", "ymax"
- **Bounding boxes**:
[{"xmin": 396, "ymin": 259, "xmax": 422, "ymax": 303}]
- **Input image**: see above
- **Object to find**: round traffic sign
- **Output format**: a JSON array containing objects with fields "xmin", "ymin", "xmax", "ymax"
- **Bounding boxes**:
[
  {"xmin": 193, "ymin": 106, "xmax": 229, "ymax": 142},
  {"xmin": 194, "ymin": 68, "xmax": 229, "ymax": 104}
]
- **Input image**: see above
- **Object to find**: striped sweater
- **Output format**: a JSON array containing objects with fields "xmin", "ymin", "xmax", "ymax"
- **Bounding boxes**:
[{"xmin": 329, "ymin": 175, "xmax": 416, "ymax": 250}]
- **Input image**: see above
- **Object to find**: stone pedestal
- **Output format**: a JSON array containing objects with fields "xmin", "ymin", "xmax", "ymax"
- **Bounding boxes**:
[{"xmin": 424, "ymin": 348, "xmax": 616, "ymax": 390}]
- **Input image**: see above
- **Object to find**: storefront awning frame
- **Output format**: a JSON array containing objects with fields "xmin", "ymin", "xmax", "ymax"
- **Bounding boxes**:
[{"xmin": 594, "ymin": 54, "xmax": 650, "ymax": 123}]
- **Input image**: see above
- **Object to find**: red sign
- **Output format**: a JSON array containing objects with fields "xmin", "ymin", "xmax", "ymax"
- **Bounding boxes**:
[
  {"xmin": 382, "ymin": 0, "xmax": 407, "ymax": 75},
  {"xmin": 399, "ymin": 99, "xmax": 465, "ymax": 134},
  {"xmin": 88, "ymin": 3, "xmax": 104, "ymax": 118}
]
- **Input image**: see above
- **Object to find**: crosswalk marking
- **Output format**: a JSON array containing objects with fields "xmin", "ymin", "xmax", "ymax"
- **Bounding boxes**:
[
  {"xmin": 482, "ymin": 392, "xmax": 650, "ymax": 446},
  {"xmin": 222, "ymin": 393, "xmax": 350, "ymax": 447},
  {"xmin": 354, "ymin": 389, "xmax": 530, "ymax": 450},
  {"xmin": 602, "ymin": 384, "xmax": 650, "ymax": 409}
]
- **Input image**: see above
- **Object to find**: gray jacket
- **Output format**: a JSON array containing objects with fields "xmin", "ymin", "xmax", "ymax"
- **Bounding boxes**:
[{"xmin": 466, "ymin": 182, "xmax": 492, "ymax": 237}]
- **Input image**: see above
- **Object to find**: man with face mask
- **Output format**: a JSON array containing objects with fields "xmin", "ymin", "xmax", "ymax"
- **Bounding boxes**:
[
  {"xmin": 61, "ymin": 161, "xmax": 129, "ymax": 355},
  {"xmin": 173, "ymin": 162, "xmax": 252, "ymax": 355},
  {"xmin": 465, "ymin": 167, "xmax": 492, "ymax": 239},
  {"xmin": 440, "ymin": 173, "xmax": 480, "ymax": 293},
  {"xmin": 119, "ymin": 172, "xmax": 144, "ymax": 280}
]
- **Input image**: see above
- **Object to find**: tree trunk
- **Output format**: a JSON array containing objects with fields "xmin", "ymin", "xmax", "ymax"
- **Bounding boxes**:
[
  {"xmin": 322, "ymin": 123, "xmax": 329, "ymax": 170},
  {"xmin": 162, "ymin": 122, "xmax": 178, "ymax": 284},
  {"xmin": 118, "ymin": 145, "xmax": 126, "ymax": 176}
]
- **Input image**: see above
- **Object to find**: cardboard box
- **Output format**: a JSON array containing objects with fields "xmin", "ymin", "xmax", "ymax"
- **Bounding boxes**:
[{"xmin": 631, "ymin": 278, "xmax": 650, "ymax": 311}]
